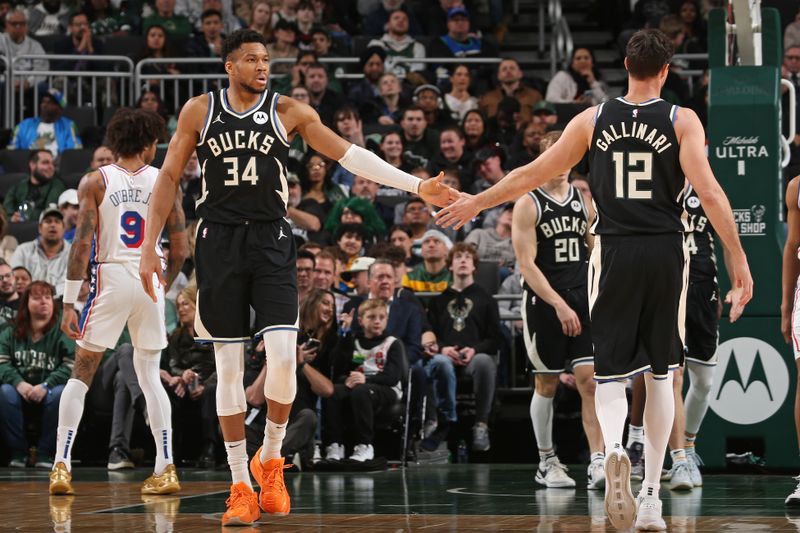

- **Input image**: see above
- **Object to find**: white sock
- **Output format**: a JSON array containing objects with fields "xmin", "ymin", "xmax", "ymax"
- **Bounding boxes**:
[
  {"xmin": 152, "ymin": 427, "xmax": 173, "ymax": 475},
  {"xmin": 225, "ymin": 439, "xmax": 252, "ymax": 488},
  {"xmin": 684, "ymin": 363, "xmax": 715, "ymax": 435},
  {"xmin": 643, "ymin": 373, "xmax": 675, "ymax": 491},
  {"xmin": 530, "ymin": 391, "xmax": 554, "ymax": 455},
  {"xmin": 590, "ymin": 451, "xmax": 605, "ymax": 463},
  {"xmin": 641, "ymin": 481, "xmax": 659, "ymax": 499},
  {"xmin": 260, "ymin": 418, "xmax": 287, "ymax": 462},
  {"xmin": 133, "ymin": 348, "xmax": 174, "ymax": 474},
  {"xmin": 594, "ymin": 380, "xmax": 628, "ymax": 453},
  {"xmin": 626, "ymin": 424, "xmax": 644, "ymax": 447},
  {"xmin": 55, "ymin": 379, "xmax": 88, "ymax": 471}
]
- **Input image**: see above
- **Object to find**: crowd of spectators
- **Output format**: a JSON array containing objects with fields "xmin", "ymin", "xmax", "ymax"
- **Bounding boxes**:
[{"xmin": 0, "ymin": 0, "xmax": 723, "ymax": 468}]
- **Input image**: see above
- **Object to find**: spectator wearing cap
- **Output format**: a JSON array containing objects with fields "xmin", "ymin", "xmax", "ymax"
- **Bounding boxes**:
[
  {"xmin": 304, "ymin": 62, "xmax": 345, "ymax": 126},
  {"xmin": 186, "ymin": 9, "xmax": 227, "ymax": 74},
  {"xmin": 369, "ymin": 9, "xmax": 426, "ymax": 77},
  {"xmin": 479, "ymin": 58, "xmax": 543, "ymax": 124},
  {"xmin": 545, "ymin": 47, "xmax": 608, "ymax": 105},
  {"xmin": 10, "ymin": 205, "xmax": 71, "ymax": 294},
  {"xmin": 488, "ymin": 96, "xmax": 522, "ymax": 147},
  {"xmin": 531, "ymin": 101, "xmax": 559, "ymax": 126},
  {"xmin": 402, "ymin": 229, "xmax": 452, "ymax": 293},
  {"xmin": 4, "ymin": 150, "xmax": 66, "ymax": 224},
  {"xmin": 341, "ymin": 256, "xmax": 375, "ymax": 297},
  {"xmin": 348, "ymin": 46, "xmax": 387, "ymax": 107},
  {"xmin": 508, "ymin": 121, "xmax": 547, "ymax": 168},
  {"xmin": 326, "ymin": 196, "xmax": 386, "ymax": 243},
  {"xmin": 287, "ymin": 170, "xmax": 326, "ymax": 244},
  {"xmin": 428, "ymin": 6, "xmax": 499, "ymax": 79},
  {"xmin": 0, "ymin": 9, "xmax": 49, "ymax": 98},
  {"xmin": 472, "ymin": 145, "xmax": 506, "ymax": 195},
  {"xmin": 428, "ymin": 125, "xmax": 474, "ymax": 185},
  {"xmin": 364, "ymin": 0, "xmax": 423, "ymax": 37},
  {"xmin": 89, "ymin": 145, "xmax": 114, "ymax": 171},
  {"xmin": 415, "ymin": 84, "xmax": 453, "ymax": 131},
  {"xmin": 57, "ymin": 189, "xmax": 78, "ymax": 243},
  {"xmin": 143, "ymin": 0, "xmax": 193, "ymax": 37},
  {"xmin": 8, "ymin": 90, "xmax": 82, "ymax": 156},
  {"xmin": 399, "ymin": 105, "xmax": 440, "ymax": 169},
  {"xmin": 267, "ymin": 19, "xmax": 300, "ymax": 76}
]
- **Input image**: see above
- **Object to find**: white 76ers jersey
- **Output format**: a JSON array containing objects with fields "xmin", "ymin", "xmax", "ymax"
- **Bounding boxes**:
[{"xmin": 95, "ymin": 163, "xmax": 163, "ymax": 278}]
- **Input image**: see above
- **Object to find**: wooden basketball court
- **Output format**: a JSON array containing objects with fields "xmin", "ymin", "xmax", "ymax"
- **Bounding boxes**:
[{"xmin": 3, "ymin": 464, "xmax": 798, "ymax": 531}]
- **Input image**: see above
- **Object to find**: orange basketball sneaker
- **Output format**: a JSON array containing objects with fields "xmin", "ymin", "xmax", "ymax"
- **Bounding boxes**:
[
  {"xmin": 221, "ymin": 482, "xmax": 260, "ymax": 526},
  {"xmin": 249, "ymin": 448, "xmax": 291, "ymax": 515}
]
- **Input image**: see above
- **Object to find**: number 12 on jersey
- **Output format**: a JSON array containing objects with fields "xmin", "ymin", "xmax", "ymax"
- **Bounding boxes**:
[{"xmin": 613, "ymin": 151, "xmax": 652, "ymax": 199}]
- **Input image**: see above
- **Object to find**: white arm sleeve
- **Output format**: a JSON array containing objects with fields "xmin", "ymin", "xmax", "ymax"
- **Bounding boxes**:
[{"xmin": 338, "ymin": 144, "xmax": 422, "ymax": 195}]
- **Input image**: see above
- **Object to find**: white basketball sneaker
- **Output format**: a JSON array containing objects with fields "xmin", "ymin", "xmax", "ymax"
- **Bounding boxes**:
[
  {"xmin": 534, "ymin": 455, "xmax": 576, "ymax": 488},
  {"xmin": 603, "ymin": 445, "xmax": 636, "ymax": 531},
  {"xmin": 635, "ymin": 494, "xmax": 667, "ymax": 531}
]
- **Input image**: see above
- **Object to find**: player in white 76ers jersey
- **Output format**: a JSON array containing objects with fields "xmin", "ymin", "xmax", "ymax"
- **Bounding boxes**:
[{"xmin": 48, "ymin": 109, "xmax": 187, "ymax": 497}]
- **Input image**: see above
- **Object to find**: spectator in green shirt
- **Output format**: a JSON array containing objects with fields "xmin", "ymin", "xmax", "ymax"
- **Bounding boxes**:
[
  {"xmin": 402, "ymin": 229, "xmax": 452, "ymax": 293},
  {"xmin": 143, "ymin": 0, "xmax": 193, "ymax": 38},
  {"xmin": 0, "ymin": 280, "xmax": 74, "ymax": 467},
  {"xmin": 4, "ymin": 149, "xmax": 67, "ymax": 223}
]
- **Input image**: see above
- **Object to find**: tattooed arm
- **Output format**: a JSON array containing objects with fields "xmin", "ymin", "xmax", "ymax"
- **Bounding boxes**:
[
  {"xmin": 163, "ymin": 194, "xmax": 187, "ymax": 291},
  {"xmin": 61, "ymin": 172, "xmax": 104, "ymax": 340}
]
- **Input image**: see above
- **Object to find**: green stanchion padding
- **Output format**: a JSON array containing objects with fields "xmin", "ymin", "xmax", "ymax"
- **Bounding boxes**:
[{"xmin": 701, "ymin": 7, "xmax": 794, "ymax": 469}]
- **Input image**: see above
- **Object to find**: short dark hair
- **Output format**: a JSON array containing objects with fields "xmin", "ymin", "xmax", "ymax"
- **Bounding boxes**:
[
  {"xmin": 625, "ymin": 29, "xmax": 674, "ymax": 80},
  {"xmin": 200, "ymin": 8, "xmax": 222, "ymax": 22},
  {"xmin": 440, "ymin": 124, "xmax": 465, "ymax": 140},
  {"xmin": 297, "ymin": 249, "xmax": 316, "ymax": 266},
  {"xmin": 221, "ymin": 29, "xmax": 269, "ymax": 62},
  {"xmin": 388, "ymin": 224, "xmax": 412, "ymax": 238},
  {"xmin": 305, "ymin": 61, "xmax": 327, "ymax": 74},
  {"xmin": 69, "ymin": 11, "xmax": 88, "ymax": 24},
  {"xmin": 334, "ymin": 104, "xmax": 360, "ymax": 124},
  {"xmin": 335, "ymin": 223, "xmax": 367, "ymax": 242},
  {"xmin": 404, "ymin": 197, "xmax": 426, "ymax": 212},
  {"xmin": 29, "ymin": 149, "xmax": 52, "ymax": 164},
  {"xmin": 400, "ymin": 105, "xmax": 425, "ymax": 121},
  {"xmin": 106, "ymin": 108, "xmax": 165, "ymax": 157}
]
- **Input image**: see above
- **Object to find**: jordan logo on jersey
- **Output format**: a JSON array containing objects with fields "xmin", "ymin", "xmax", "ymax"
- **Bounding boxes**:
[
  {"xmin": 543, "ymin": 203, "xmax": 553, "ymax": 213},
  {"xmin": 212, "ymin": 113, "xmax": 225, "ymax": 125},
  {"xmin": 278, "ymin": 227, "xmax": 287, "ymax": 240}
]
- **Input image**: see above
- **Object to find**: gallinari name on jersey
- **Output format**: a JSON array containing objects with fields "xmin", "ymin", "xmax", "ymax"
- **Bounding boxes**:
[
  {"xmin": 205, "ymin": 129, "xmax": 276, "ymax": 157},
  {"xmin": 539, "ymin": 216, "xmax": 588, "ymax": 239},
  {"xmin": 594, "ymin": 121, "xmax": 673, "ymax": 153}
]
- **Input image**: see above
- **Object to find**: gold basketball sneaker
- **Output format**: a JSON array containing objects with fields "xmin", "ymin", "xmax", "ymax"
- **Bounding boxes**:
[{"xmin": 141, "ymin": 464, "xmax": 181, "ymax": 495}]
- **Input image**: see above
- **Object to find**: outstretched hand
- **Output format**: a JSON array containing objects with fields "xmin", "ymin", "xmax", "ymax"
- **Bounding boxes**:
[
  {"xmin": 418, "ymin": 172, "xmax": 460, "ymax": 208},
  {"xmin": 434, "ymin": 192, "xmax": 482, "ymax": 230}
]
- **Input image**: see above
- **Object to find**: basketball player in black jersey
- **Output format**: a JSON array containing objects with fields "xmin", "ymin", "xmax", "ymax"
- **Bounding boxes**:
[
  {"xmin": 437, "ymin": 29, "xmax": 752, "ymax": 531},
  {"xmin": 512, "ymin": 131, "xmax": 605, "ymax": 490},
  {"xmin": 138, "ymin": 30, "xmax": 457, "ymax": 527}
]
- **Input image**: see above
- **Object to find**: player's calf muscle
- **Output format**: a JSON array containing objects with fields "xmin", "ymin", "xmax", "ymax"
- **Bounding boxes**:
[{"xmin": 71, "ymin": 351, "xmax": 103, "ymax": 385}]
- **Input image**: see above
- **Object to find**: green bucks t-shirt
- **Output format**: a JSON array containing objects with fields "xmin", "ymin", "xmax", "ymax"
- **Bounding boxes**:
[{"xmin": 0, "ymin": 324, "xmax": 75, "ymax": 387}]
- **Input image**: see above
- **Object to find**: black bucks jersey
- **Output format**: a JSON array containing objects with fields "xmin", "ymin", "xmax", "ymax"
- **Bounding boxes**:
[
  {"xmin": 588, "ymin": 97, "xmax": 687, "ymax": 235},
  {"xmin": 195, "ymin": 89, "xmax": 291, "ymax": 224},
  {"xmin": 684, "ymin": 185, "xmax": 717, "ymax": 283},
  {"xmin": 529, "ymin": 185, "xmax": 589, "ymax": 291}
]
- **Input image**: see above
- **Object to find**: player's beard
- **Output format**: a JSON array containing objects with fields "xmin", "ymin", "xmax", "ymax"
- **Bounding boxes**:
[{"xmin": 239, "ymin": 80, "xmax": 266, "ymax": 95}]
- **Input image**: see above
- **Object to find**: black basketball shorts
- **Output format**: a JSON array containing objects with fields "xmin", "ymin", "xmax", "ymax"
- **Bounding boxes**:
[
  {"xmin": 521, "ymin": 285, "xmax": 593, "ymax": 373},
  {"xmin": 684, "ymin": 279, "xmax": 720, "ymax": 366},
  {"xmin": 588, "ymin": 233, "xmax": 688, "ymax": 381},
  {"xmin": 193, "ymin": 218, "xmax": 298, "ymax": 342}
]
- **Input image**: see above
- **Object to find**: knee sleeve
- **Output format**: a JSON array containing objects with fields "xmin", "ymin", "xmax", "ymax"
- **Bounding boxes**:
[
  {"xmin": 263, "ymin": 329, "xmax": 297, "ymax": 405},
  {"xmin": 133, "ymin": 347, "xmax": 172, "ymax": 429},
  {"xmin": 687, "ymin": 363, "xmax": 714, "ymax": 396},
  {"xmin": 214, "ymin": 342, "xmax": 247, "ymax": 416}
]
